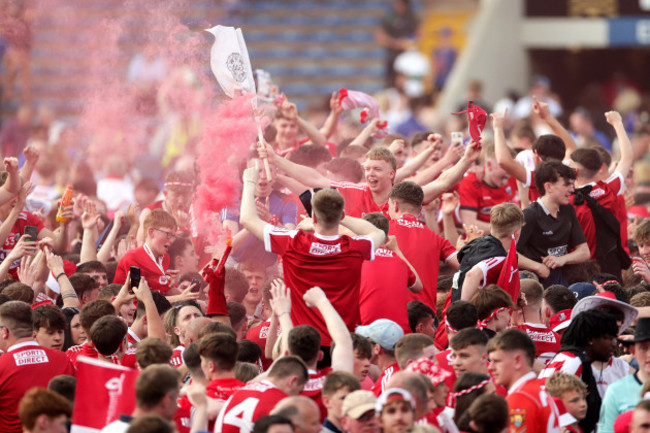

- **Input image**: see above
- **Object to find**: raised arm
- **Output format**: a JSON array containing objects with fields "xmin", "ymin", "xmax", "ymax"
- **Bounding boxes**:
[
  {"xmin": 395, "ymin": 134, "xmax": 442, "ymax": 183},
  {"xmin": 411, "ymin": 141, "xmax": 465, "ymax": 186},
  {"xmin": 304, "ymin": 286, "xmax": 353, "ymax": 372},
  {"xmin": 532, "ymin": 96, "xmax": 578, "ymax": 158},
  {"xmin": 319, "ymin": 91, "xmax": 344, "ymax": 139},
  {"xmin": 97, "ymin": 209, "xmax": 125, "ymax": 263},
  {"xmin": 339, "ymin": 215, "xmax": 386, "ymax": 249},
  {"xmin": 79, "ymin": 199, "xmax": 100, "ymax": 264},
  {"xmin": 605, "ymin": 111, "xmax": 633, "ymax": 177},
  {"xmin": 239, "ymin": 166, "xmax": 271, "ymax": 241},
  {"xmin": 45, "ymin": 248, "xmax": 80, "ymax": 308},
  {"xmin": 0, "ymin": 158, "xmax": 21, "ymax": 205},
  {"xmin": 269, "ymin": 279, "xmax": 293, "ymax": 358},
  {"xmin": 259, "ymin": 141, "xmax": 332, "ymax": 189},
  {"xmin": 348, "ymin": 118, "xmax": 383, "ymax": 148},
  {"xmin": 133, "ymin": 277, "xmax": 166, "ymax": 340},
  {"xmin": 492, "ymin": 109, "xmax": 526, "ymax": 182},
  {"xmin": 422, "ymin": 141, "xmax": 482, "ymax": 202}
]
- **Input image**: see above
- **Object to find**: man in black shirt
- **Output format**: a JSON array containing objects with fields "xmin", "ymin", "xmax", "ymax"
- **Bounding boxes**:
[{"xmin": 517, "ymin": 161, "xmax": 589, "ymax": 287}]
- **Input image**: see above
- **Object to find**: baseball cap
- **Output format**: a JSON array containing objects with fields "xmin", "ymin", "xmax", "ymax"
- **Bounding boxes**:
[
  {"xmin": 356, "ymin": 319, "xmax": 403, "ymax": 351},
  {"xmin": 568, "ymin": 282, "xmax": 596, "ymax": 300},
  {"xmin": 342, "ymin": 390, "xmax": 377, "ymax": 420},
  {"xmin": 549, "ymin": 309, "xmax": 572, "ymax": 333},
  {"xmin": 376, "ymin": 388, "xmax": 416, "ymax": 414}
]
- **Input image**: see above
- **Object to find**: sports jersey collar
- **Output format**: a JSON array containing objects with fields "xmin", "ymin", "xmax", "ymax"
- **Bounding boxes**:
[
  {"xmin": 8, "ymin": 340, "xmax": 39, "ymax": 352},
  {"xmin": 523, "ymin": 322, "xmax": 547, "ymax": 329},
  {"xmin": 399, "ymin": 213, "xmax": 419, "ymax": 222},
  {"xmin": 508, "ymin": 371, "xmax": 537, "ymax": 394},
  {"xmin": 314, "ymin": 232, "xmax": 340, "ymax": 241},
  {"xmin": 536, "ymin": 198, "xmax": 559, "ymax": 215},
  {"xmin": 127, "ymin": 328, "xmax": 141, "ymax": 343}
]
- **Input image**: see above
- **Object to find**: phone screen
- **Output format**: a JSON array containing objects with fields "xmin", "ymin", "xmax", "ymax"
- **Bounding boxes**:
[
  {"xmin": 24, "ymin": 226, "xmax": 38, "ymax": 242},
  {"xmin": 130, "ymin": 266, "xmax": 141, "ymax": 292}
]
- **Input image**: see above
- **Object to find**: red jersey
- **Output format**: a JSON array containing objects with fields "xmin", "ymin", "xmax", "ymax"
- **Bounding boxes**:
[
  {"xmin": 538, "ymin": 351, "xmax": 582, "ymax": 381},
  {"xmin": 175, "ymin": 394, "xmax": 192, "ymax": 433},
  {"xmin": 127, "ymin": 328, "xmax": 141, "ymax": 348},
  {"xmin": 170, "ymin": 345, "xmax": 184, "ymax": 368},
  {"xmin": 459, "ymin": 173, "xmax": 518, "ymax": 223},
  {"xmin": 66, "ymin": 341, "xmax": 118, "ymax": 368},
  {"xmin": 206, "ymin": 377, "xmax": 245, "ymax": 400},
  {"xmin": 330, "ymin": 181, "xmax": 389, "ymax": 218},
  {"xmin": 302, "ymin": 368, "xmax": 332, "ymax": 423},
  {"xmin": 389, "ymin": 214, "xmax": 457, "ymax": 311},
  {"xmin": 120, "ymin": 348, "xmax": 138, "ymax": 369},
  {"xmin": 360, "ymin": 247, "xmax": 415, "ymax": 334},
  {"xmin": 264, "ymin": 225, "xmax": 374, "ymax": 346},
  {"xmin": 507, "ymin": 371, "xmax": 560, "ymax": 433},
  {"xmin": 515, "ymin": 323, "xmax": 560, "ymax": 364},
  {"xmin": 372, "ymin": 362, "xmax": 400, "ymax": 396},
  {"xmin": 245, "ymin": 320, "xmax": 280, "ymax": 371},
  {"xmin": 0, "ymin": 341, "xmax": 75, "ymax": 433},
  {"xmin": 0, "ymin": 211, "xmax": 45, "ymax": 277},
  {"xmin": 215, "ymin": 380, "xmax": 289, "ymax": 433},
  {"xmin": 114, "ymin": 245, "xmax": 172, "ymax": 294},
  {"xmin": 145, "ymin": 199, "xmax": 164, "ymax": 211}
]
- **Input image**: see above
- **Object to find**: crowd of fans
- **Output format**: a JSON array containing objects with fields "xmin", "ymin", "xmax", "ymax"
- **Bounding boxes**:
[{"xmin": 5, "ymin": 2, "xmax": 650, "ymax": 433}]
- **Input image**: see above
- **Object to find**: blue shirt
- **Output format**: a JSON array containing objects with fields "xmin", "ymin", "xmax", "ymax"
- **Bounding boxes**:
[{"xmin": 598, "ymin": 372, "xmax": 642, "ymax": 433}]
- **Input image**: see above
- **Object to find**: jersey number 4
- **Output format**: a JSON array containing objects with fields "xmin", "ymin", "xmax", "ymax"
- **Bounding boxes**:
[{"xmin": 223, "ymin": 397, "xmax": 260, "ymax": 432}]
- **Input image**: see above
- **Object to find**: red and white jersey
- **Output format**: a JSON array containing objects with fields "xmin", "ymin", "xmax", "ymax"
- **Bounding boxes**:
[
  {"xmin": 66, "ymin": 341, "xmax": 118, "ymax": 368},
  {"xmin": 174, "ymin": 394, "xmax": 193, "ymax": 433},
  {"xmin": 170, "ymin": 345, "xmax": 184, "ymax": 368},
  {"xmin": 471, "ymin": 256, "xmax": 507, "ymax": 289},
  {"xmin": 572, "ymin": 172, "xmax": 625, "ymax": 259},
  {"xmin": 539, "ymin": 351, "xmax": 582, "ymax": 381},
  {"xmin": 0, "ymin": 341, "xmax": 75, "ymax": 433},
  {"xmin": 360, "ymin": 247, "xmax": 415, "ymax": 334},
  {"xmin": 302, "ymin": 368, "xmax": 332, "ymax": 423},
  {"xmin": 523, "ymin": 167, "xmax": 541, "ymax": 202},
  {"xmin": 330, "ymin": 181, "xmax": 389, "ymax": 218},
  {"xmin": 206, "ymin": 377, "xmax": 245, "ymax": 401},
  {"xmin": 120, "ymin": 347, "xmax": 138, "ymax": 369},
  {"xmin": 372, "ymin": 363, "xmax": 400, "ymax": 397},
  {"xmin": 214, "ymin": 380, "xmax": 289, "ymax": 433},
  {"xmin": 264, "ymin": 225, "xmax": 373, "ymax": 346},
  {"xmin": 594, "ymin": 356, "xmax": 631, "ymax": 398},
  {"xmin": 515, "ymin": 323, "xmax": 560, "ymax": 365},
  {"xmin": 245, "ymin": 320, "xmax": 281, "ymax": 372},
  {"xmin": 507, "ymin": 371, "xmax": 560, "ymax": 433},
  {"xmin": 126, "ymin": 328, "xmax": 141, "ymax": 349},
  {"xmin": 0, "ymin": 211, "xmax": 45, "ymax": 277},
  {"xmin": 114, "ymin": 245, "xmax": 172, "ymax": 294},
  {"xmin": 459, "ymin": 172, "xmax": 518, "ymax": 223},
  {"xmin": 389, "ymin": 214, "xmax": 457, "ymax": 311}
]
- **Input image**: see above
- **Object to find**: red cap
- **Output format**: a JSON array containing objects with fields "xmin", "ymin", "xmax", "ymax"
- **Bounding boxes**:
[{"xmin": 614, "ymin": 409, "xmax": 633, "ymax": 433}]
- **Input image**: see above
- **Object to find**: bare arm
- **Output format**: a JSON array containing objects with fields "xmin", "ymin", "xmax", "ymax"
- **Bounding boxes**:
[
  {"xmin": 492, "ymin": 110, "xmax": 526, "ymax": 182},
  {"xmin": 45, "ymin": 248, "xmax": 80, "ymax": 308},
  {"xmin": 97, "ymin": 210, "xmax": 126, "ymax": 263},
  {"xmin": 411, "ymin": 142, "xmax": 464, "ymax": 186},
  {"xmin": 348, "ymin": 118, "xmax": 382, "ymax": 148},
  {"xmin": 269, "ymin": 279, "xmax": 293, "ymax": 358},
  {"xmin": 319, "ymin": 91, "xmax": 344, "ymax": 139},
  {"xmin": 422, "ymin": 142, "xmax": 482, "ymax": 202},
  {"xmin": 395, "ymin": 134, "xmax": 442, "ymax": 183},
  {"xmin": 517, "ymin": 253, "xmax": 550, "ymax": 280},
  {"xmin": 79, "ymin": 200, "xmax": 100, "ymax": 264},
  {"xmin": 264, "ymin": 313, "xmax": 279, "ymax": 360},
  {"xmin": 458, "ymin": 209, "xmax": 491, "ymax": 234},
  {"xmin": 461, "ymin": 266, "xmax": 483, "ymax": 302},
  {"xmin": 339, "ymin": 215, "xmax": 386, "ymax": 250},
  {"xmin": 19, "ymin": 145, "xmax": 39, "ymax": 184},
  {"xmin": 542, "ymin": 242, "xmax": 590, "ymax": 269},
  {"xmin": 304, "ymin": 286, "xmax": 354, "ymax": 372},
  {"xmin": 532, "ymin": 96, "xmax": 577, "ymax": 158},
  {"xmin": 441, "ymin": 192, "xmax": 459, "ymax": 246},
  {"xmin": 606, "ymin": 111, "xmax": 633, "ymax": 177},
  {"xmin": 0, "ymin": 158, "xmax": 21, "ymax": 205},
  {"xmin": 133, "ymin": 278, "xmax": 166, "ymax": 340},
  {"xmin": 239, "ymin": 167, "xmax": 271, "ymax": 241},
  {"xmin": 259, "ymin": 142, "xmax": 332, "ymax": 189}
]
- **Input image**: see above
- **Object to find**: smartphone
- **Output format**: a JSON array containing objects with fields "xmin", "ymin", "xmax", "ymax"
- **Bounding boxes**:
[
  {"xmin": 299, "ymin": 190, "xmax": 313, "ymax": 217},
  {"xmin": 24, "ymin": 225, "xmax": 38, "ymax": 242},
  {"xmin": 129, "ymin": 266, "xmax": 141, "ymax": 292},
  {"xmin": 191, "ymin": 278, "xmax": 201, "ymax": 292},
  {"xmin": 451, "ymin": 132, "xmax": 464, "ymax": 147}
]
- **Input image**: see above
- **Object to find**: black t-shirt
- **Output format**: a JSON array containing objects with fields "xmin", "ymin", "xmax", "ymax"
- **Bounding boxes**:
[{"xmin": 517, "ymin": 200, "xmax": 586, "ymax": 263}]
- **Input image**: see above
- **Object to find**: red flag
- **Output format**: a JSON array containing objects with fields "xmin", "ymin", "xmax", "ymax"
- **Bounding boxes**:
[
  {"xmin": 497, "ymin": 235, "xmax": 520, "ymax": 303},
  {"xmin": 71, "ymin": 356, "xmax": 138, "ymax": 433},
  {"xmin": 451, "ymin": 101, "xmax": 487, "ymax": 145}
]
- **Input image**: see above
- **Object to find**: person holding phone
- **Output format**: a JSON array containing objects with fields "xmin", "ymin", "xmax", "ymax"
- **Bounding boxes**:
[
  {"xmin": 114, "ymin": 209, "xmax": 177, "ymax": 294},
  {"xmin": 632, "ymin": 219, "xmax": 650, "ymax": 284}
]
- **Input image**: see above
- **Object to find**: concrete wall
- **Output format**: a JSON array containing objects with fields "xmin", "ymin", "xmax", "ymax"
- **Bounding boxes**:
[{"xmin": 436, "ymin": 0, "xmax": 528, "ymax": 117}]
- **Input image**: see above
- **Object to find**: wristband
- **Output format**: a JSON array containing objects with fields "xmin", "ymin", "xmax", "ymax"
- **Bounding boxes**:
[
  {"xmin": 279, "ymin": 311, "xmax": 291, "ymax": 317},
  {"xmin": 62, "ymin": 293, "xmax": 78, "ymax": 299},
  {"xmin": 55, "ymin": 272, "xmax": 66, "ymax": 281}
]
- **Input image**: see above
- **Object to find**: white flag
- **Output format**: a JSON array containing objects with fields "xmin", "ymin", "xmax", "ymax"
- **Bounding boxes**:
[{"xmin": 206, "ymin": 25, "xmax": 256, "ymax": 97}]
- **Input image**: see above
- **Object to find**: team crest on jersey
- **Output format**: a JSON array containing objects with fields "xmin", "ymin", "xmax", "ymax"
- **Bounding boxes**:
[
  {"xmin": 510, "ymin": 409, "xmax": 526, "ymax": 431},
  {"xmin": 159, "ymin": 275, "xmax": 169, "ymax": 285},
  {"xmin": 506, "ymin": 186, "xmax": 512, "ymax": 195}
]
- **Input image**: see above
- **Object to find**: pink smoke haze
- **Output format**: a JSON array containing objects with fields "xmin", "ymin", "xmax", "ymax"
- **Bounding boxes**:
[{"xmin": 194, "ymin": 92, "xmax": 266, "ymax": 245}]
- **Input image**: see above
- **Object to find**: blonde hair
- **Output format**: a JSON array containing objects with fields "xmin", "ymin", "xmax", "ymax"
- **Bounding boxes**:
[
  {"xmin": 366, "ymin": 147, "xmax": 397, "ymax": 171},
  {"xmin": 545, "ymin": 371, "xmax": 587, "ymax": 398},
  {"xmin": 144, "ymin": 209, "xmax": 177, "ymax": 232},
  {"xmin": 490, "ymin": 203, "xmax": 524, "ymax": 238}
]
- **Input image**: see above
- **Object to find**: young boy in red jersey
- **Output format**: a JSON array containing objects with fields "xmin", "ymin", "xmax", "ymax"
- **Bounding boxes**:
[
  {"xmin": 239, "ymin": 165, "xmax": 385, "ymax": 347},
  {"xmin": 487, "ymin": 329, "xmax": 561, "ymax": 433},
  {"xmin": 198, "ymin": 333, "xmax": 244, "ymax": 401},
  {"xmin": 512, "ymin": 279, "xmax": 560, "ymax": 365},
  {"xmin": 458, "ymin": 140, "xmax": 518, "ymax": 233},
  {"xmin": 115, "ymin": 209, "xmax": 178, "ymax": 295}
]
